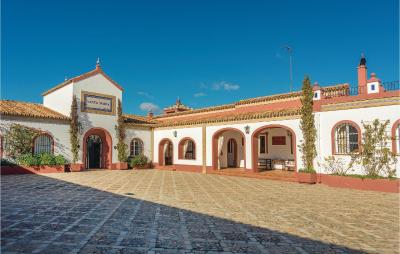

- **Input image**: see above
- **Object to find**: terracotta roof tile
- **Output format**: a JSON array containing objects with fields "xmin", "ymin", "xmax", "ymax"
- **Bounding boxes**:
[{"xmin": 0, "ymin": 100, "xmax": 70, "ymax": 120}]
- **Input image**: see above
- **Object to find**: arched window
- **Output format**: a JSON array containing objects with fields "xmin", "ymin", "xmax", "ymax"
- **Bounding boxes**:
[
  {"xmin": 130, "ymin": 138, "xmax": 143, "ymax": 157},
  {"xmin": 178, "ymin": 138, "xmax": 196, "ymax": 160},
  {"xmin": 33, "ymin": 134, "xmax": 53, "ymax": 154},
  {"xmin": 333, "ymin": 123, "xmax": 360, "ymax": 154}
]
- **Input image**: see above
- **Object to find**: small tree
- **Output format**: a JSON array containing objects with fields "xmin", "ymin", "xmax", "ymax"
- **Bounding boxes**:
[
  {"xmin": 69, "ymin": 95, "xmax": 79, "ymax": 163},
  {"xmin": 115, "ymin": 99, "xmax": 127, "ymax": 162},
  {"xmin": 350, "ymin": 119, "xmax": 397, "ymax": 178},
  {"xmin": 4, "ymin": 124, "xmax": 38, "ymax": 159},
  {"xmin": 299, "ymin": 76, "xmax": 317, "ymax": 171}
]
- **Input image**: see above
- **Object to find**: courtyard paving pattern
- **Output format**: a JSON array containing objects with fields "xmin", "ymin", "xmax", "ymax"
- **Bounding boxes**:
[{"xmin": 1, "ymin": 170, "xmax": 399, "ymax": 254}]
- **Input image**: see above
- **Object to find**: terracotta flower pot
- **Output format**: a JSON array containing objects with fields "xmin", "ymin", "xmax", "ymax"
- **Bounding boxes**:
[
  {"xmin": 297, "ymin": 172, "xmax": 317, "ymax": 184},
  {"xmin": 70, "ymin": 163, "xmax": 83, "ymax": 172},
  {"xmin": 114, "ymin": 162, "xmax": 128, "ymax": 170}
]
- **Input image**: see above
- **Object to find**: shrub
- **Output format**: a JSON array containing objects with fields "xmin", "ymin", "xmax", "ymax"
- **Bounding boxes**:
[
  {"xmin": 128, "ymin": 154, "xmax": 148, "ymax": 168},
  {"xmin": 54, "ymin": 155, "xmax": 67, "ymax": 165},
  {"xmin": 38, "ymin": 153, "xmax": 56, "ymax": 165},
  {"xmin": 17, "ymin": 154, "xmax": 39, "ymax": 166},
  {"xmin": 16, "ymin": 153, "xmax": 67, "ymax": 166},
  {"xmin": 318, "ymin": 156, "xmax": 353, "ymax": 175}
]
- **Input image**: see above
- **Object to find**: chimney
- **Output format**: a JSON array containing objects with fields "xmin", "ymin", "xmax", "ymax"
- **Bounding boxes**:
[
  {"xmin": 147, "ymin": 110, "xmax": 154, "ymax": 119},
  {"xmin": 357, "ymin": 54, "xmax": 367, "ymax": 88}
]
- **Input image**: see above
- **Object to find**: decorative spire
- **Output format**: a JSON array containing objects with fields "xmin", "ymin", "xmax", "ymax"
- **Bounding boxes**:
[
  {"xmin": 176, "ymin": 97, "xmax": 181, "ymax": 105},
  {"xmin": 96, "ymin": 57, "xmax": 101, "ymax": 69},
  {"xmin": 359, "ymin": 53, "xmax": 366, "ymax": 66}
]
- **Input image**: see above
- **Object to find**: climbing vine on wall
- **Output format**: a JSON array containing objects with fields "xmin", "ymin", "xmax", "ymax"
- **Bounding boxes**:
[
  {"xmin": 116, "ymin": 99, "xmax": 128, "ymax": 162},
  {"xmin": 69, "ymin": 95, "xmax": 79, "ymax": 163}
]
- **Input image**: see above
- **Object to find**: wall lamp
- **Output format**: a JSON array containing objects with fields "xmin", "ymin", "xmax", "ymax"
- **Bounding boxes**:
[
  {"xmin": 173, "ymin": 130, "xmax": 177, "ymax": 137},
  {"xmin": 244, "ymin": 125, "xmax": 250, "ymax": 134}
]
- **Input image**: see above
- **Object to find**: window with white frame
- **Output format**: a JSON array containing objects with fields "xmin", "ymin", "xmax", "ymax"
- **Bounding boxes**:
[
  {"xmin": 34, "ymin": 134, "xmax": 53, "ymax": 154},
  {"xmin": 130, "ymin": 138, "xmax": 143, "ymax": 156},
  {"xmin": 334, "ymin": 123, "xmax": 359, "ymax": 154}
]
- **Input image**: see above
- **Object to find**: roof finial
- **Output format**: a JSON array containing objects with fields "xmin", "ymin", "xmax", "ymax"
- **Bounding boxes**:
[
  {"xmin": 96, "ymin": 57, "xmax": 101, "ymax": 68},
  {"xmin": 359, "ymin": 53, "xmax": 366, "ymax": 66},
  {"xmin": 64, "ymin": 76, "xmax": 68, "ymax": 81},
  {"xmin": 176, "ymin": 96, "xmax": 181, "ymax": 105}
]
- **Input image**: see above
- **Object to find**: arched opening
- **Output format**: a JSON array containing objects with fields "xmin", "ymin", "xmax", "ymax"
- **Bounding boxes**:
[
  {"xmin": 130, "ymin": 138, "xmax": 144, "ymax": 157},
  {"xmin": 252, "ymin": 125, "xmax": 296, "ymax": 172},
  {"xmin": 83, "ymin": 128, "xmax": 112, "ymax": 169},
  {"xmin": 392, "ymin": 119, "xmax": 400, "ymax": 154},
  {"xmin": 212, "ymin": 128, "xmax": 246, "ymax": 170},
  {"xmin": 158, "ymin": 138, "xmax": 174, "ymax": 166},
  {"xmin": 33, "ymin": 133, "xmax": 54, "ymax": 155},
  {"xmin": 331, "ymin": 120, "xmax": 361, "ymax": 155},
  {"xmin": 178, "ymin": 138, "xmax": 196, "ymax": 160},
  {"xmin": 86, "ymin": 135, "xmax": 102, "ymax": 168}
]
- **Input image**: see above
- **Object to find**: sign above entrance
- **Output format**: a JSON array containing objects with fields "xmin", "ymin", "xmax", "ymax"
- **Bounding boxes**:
[{"xmin": 81, "ymin": 91, "xmax": 116, "ymax": 115}]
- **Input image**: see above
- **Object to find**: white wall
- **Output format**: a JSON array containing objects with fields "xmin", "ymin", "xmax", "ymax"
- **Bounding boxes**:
[
  {"xmin": 125, "ymin": 128, "xmax": 152, "ymax": 159},
  {"xmin": 258, "ymin": 128, "xmax": 295, "ymax": 161},
  {"xmin": 318, "ymin": 105, "xmax": 400, "ymax": 177},
  {"xmin": 206, "ymin": 118, "xmax": 302, "ymax": 169},
  {"xmin": 154, "ymin": 127, "xmax": 203, "ymax": 165},
  {"xmin": 0, "ymin": 116, "xmax": 71, "ymax": 161},
  {"xmin": 217, "ymin": 130, "xmax": 245, "ymax": 168},
  {"xmin": 43, "ymin": 83, "xmax": 74, "ymax": 116},
  {"xmin": 73, "ymin": 74, "xmax": 123, "ymax": 163}
]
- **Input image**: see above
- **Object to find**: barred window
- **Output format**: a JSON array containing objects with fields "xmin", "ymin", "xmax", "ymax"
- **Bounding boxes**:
[
  {"xmin": 335, "ymin": 124, "xmax": 359, "ymax": 154},
  {"xmin": 130, "ymin": 138, "xmax": 143, "ymax": 156},
  {"xmin": 184, "ymin": 140, "xmax": 195, "ymax": 160},
  {"xmin": 34, "ymin": 134, "xmax": 53, "ymax": 154}
]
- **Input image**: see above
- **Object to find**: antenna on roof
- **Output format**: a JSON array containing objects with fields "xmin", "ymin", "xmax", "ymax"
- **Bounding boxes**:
[{"xmin": 283, "ymin": 45, "xmax": 294, "ymax": 92}]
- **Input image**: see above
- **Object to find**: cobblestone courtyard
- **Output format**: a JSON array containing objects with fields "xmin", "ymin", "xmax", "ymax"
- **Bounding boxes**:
[{"xmin": 1, "ymin": 170, "xmax": 399, "ymax": 254}]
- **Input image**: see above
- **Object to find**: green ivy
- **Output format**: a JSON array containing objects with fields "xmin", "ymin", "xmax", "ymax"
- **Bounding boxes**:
[
  {"xmin": 349, "ymin": 119, "xmax": 397, "ymax": 178},
  {"xmin": 4, "ymin": 124, "xmax": 38, "ymax": 159}
]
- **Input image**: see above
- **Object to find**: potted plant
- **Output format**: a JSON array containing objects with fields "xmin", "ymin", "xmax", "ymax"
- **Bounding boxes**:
[
  {"xmin": 128, "ymin": 154, "xmax": 150, "ymax": 169},
  {"xmin": 298, "ymin": 76, "xmax": 318, "ymax": 184},
  {"xmin": 298, "ymin": 168, "xmax": 317, "ymax": 184},
  {"xmin": 69, "ymin": 95, "xmax": 83, "ymax": 172},
  {"xmin": 114, "ymin": 99, "xmax": 128, "ymax": 170}
]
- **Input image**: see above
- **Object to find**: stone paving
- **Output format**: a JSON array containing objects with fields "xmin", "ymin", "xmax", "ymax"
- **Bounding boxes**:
[{"xmin": 1, "ymin": 170, "xmax": 399, "ymax": 254}]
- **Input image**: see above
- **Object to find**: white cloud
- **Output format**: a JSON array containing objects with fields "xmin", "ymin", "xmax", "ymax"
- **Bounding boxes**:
[
  {"xmin": 139, "ymin": 102, "xmax": 160, "ymax": 113},
  {"xmin": 137, "ymin": 91, "xmax": 154, "ymax": 99},
  {"xmin": 194, "ymin": 92, "xmax": 207, "ymax": 97},
  {"xmin": 212, "ymin": 81, "xmax": 240, "ymax": 91}
]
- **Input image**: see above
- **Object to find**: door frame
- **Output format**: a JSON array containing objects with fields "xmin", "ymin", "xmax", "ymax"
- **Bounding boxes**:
[{"xmin": 227, "ymin": 138, "xmax": 237, "ymax": 168}]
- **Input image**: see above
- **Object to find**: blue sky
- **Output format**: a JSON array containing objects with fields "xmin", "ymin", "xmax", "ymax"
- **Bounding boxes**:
[{"xmin": 2, "ymin": 0, "xmax": 399, "ymax": 115}]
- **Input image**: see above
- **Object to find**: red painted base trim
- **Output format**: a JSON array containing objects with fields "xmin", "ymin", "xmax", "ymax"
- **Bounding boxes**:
[
  {"xmin": 1, "ymin": 165, "xmax": 65, "ymax": 175},
  {"xmin": 297, "ymin": 172, "xmax": 317, "ymax": 184},
  {"xmin": 319, "ymin": 174, "xmax": 400, "ymax": 193}
]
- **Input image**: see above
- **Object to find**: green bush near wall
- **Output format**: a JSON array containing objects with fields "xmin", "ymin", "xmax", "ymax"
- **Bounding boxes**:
[
  {"xmin": 16, "ymin": 153, "xmax": 67, "ymax": 166},
  {"xmin": 128, "ymin": 155, "xmax": 148, "ymax": 168}
]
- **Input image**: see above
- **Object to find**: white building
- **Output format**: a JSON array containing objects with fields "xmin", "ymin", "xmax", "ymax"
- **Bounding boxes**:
[{"xmin": 1, "ymin": 57, "xmax": 399, "ymax": 176}]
